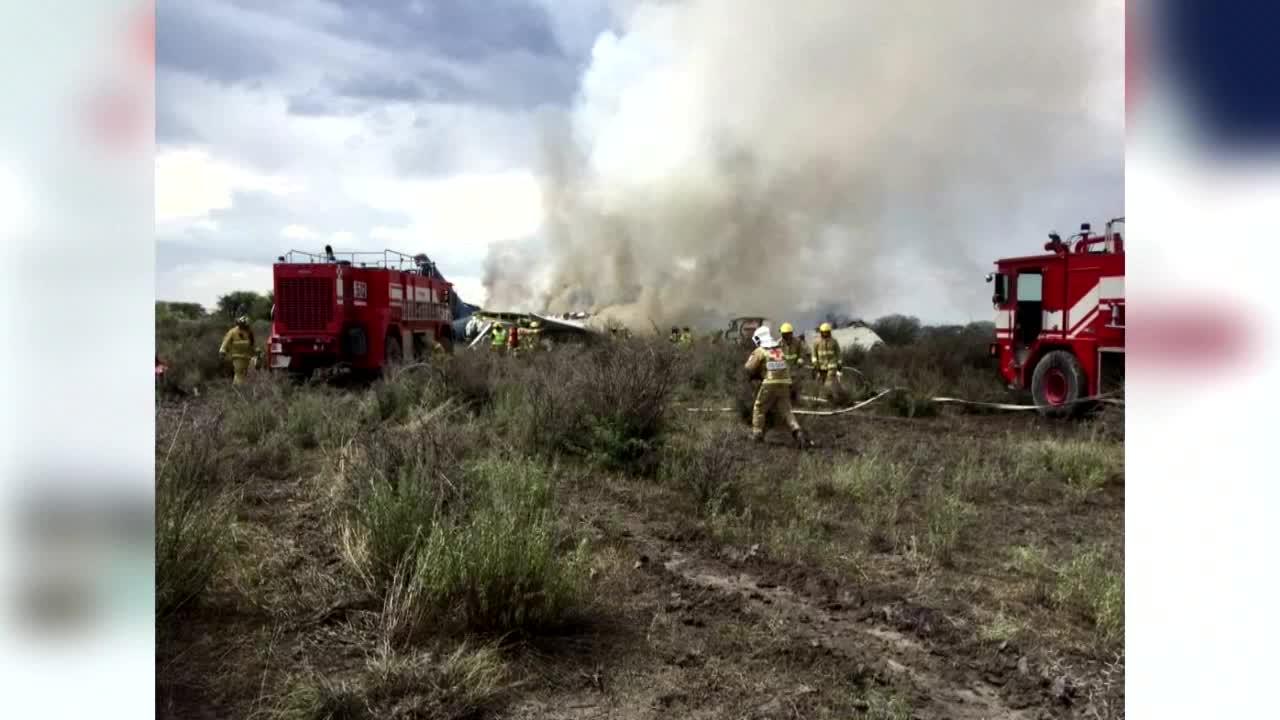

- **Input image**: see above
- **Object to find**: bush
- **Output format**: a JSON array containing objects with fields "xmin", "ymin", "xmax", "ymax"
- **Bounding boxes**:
[
  {"xmin": 379, "ymin": 459, "xmax": 589, "ymax": 643},
  {"xmin": 498, "ymin": 339, "xmax": 678, "ymax": 474},
  {"xmin": 339, "ymin": 424, "xmax": 470, "ymax": 592},
  {"xmin": 339, "ymin": 425, "xmax": 587, "ymax": 638},
  {"xmin": 663, "ymin": 427, "xmax": 744, "ymax": 514},
  {"xmin": 286, "ymin": 389, "xmax": 362, "ymax": 452},
  {"xmin": 156, "ymin": 315, "xmax": 271, "ymax": 393},
  {"xmin": 438, "ymin": 352, "xmax": 505, "ymax": 410},
  {"xmin": 679, "ymin": 341, "xmax": 742, "ymax": 399},
  {"xmin": 364, "ymin": 368, "xmax": 442, "ymax": 425},
  {"xmin": 155, "ymin": 412, "xmax": 233, "ymax": 619},
  {"xmin": 840, "ymin": 324, "xmax": 1010, "ymax": 407}
]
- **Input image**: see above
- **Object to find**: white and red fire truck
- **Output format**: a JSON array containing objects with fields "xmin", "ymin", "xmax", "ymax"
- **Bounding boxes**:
[
  {"xmin": 988, "ymin": 218, "xmax": 1124, "ymax": 417},
  {"xmin": 266, "ymin": 249, "xmax": 457, "ymax": 378}
]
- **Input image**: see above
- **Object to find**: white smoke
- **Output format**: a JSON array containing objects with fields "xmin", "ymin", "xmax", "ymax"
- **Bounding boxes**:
[{"xmin": 484, "ymin": 0, "xmax": 1125, "ymax": 329}]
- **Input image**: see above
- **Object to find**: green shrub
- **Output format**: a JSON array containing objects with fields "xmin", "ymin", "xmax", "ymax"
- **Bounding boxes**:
[
  {"xmin": 155, "ymin": 413, "xmax": 233, "ymax": 619},
  {"xmin": 1018, "ymin": 439, "xmax": 1121, "ymax": 499},
  {"xmin": 498, "ymin": 339, "xmax": 677, "ymax": 474},
  {"xmin": 285, "ymin": 389, "xmax": 361, "ymax": 452},
  {"xmin": 340, "ymin": 426, "xmax": 587, "ymax": 639},
  {"xmin": 380, "ymin": 459, "xmax": 589, "ymax": 643},
  {"xmin": 923, "ymin": 485, "xmax": 974, "ymax": 567},
  {"xmin": 1007, "ymin": 545, "xmax": 1054, "ymax": 605},
  {"xmin": 663, "ymin": 427, "xmax": 743, "ymax": 515},
  {"xmin": 365, "ymin": 369, "xmax": 439, "ymax": 425},
  {"xmin": 1054, "ymin": 544, "xmax": 1124, "ymax": 644},
  {"xmin": 339, "ymin": 426, "xmax": 464, "ymax": 591}
]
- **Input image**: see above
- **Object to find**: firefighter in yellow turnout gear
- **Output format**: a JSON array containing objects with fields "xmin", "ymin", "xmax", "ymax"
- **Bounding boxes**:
[
  {"xmin": 778, "ymin": 322, "xmax": 807, "ymax": 403},
  {"xmin": 811, "ymin": 322, "xmax": 842, "ymax": 396},
  {"xmin": 219, "ymin": 315, "xmax": 256, "ymax": 385},
  {"xmin": 743, "ymin": 326, "xmax": 810, "ymax": 448},
  {"xmin": 679, "ymin": 327, "xmax": 693, "ymax": 349},
  {"xmin": 490, "ymin": 322, "xmax": 508, "ymax": 353},
  {"xmin": 523, "ymin": 320, "xmax": 543, "ymax": 353}
]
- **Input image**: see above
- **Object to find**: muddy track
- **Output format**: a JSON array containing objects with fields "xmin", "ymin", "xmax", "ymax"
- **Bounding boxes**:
[{"xmin": 652, "ymin": 543, "xmax": 1037, "ymax": 720}]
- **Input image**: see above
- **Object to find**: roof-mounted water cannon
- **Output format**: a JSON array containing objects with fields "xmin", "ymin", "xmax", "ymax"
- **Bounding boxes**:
[{"xmin": 1044, "ymin": 230, "xmax": 1068, "ymax": 254}]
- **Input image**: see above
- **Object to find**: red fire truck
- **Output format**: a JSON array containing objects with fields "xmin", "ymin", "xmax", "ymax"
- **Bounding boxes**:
[
  {"xmin": 987, "ymin": 218, "xmax": 1124, "ymax": 417},
  {"xmin": 266, "ymin": 249, "xmax": 456, "ymax": 377}
]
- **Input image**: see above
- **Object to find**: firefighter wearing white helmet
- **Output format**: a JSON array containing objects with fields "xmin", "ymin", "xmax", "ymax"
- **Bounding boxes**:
[
  {"xmin": 743, "ymin": 325, "xmax": 809, "ymax": 448},
  {"xmin": 810, "ymin": 322, "xmax": 842, "ymax": 396},
  {"xmin": 219, "ymin": 315, "xmax": 256, "ymax": 386}
]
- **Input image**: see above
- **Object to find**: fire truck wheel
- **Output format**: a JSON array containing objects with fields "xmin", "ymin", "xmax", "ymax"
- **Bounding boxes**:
[
  {"xmin": 384, "ymin": 335, "xmax": 403, "ymax": 367},
  {"xmin": 1031, "ymin": 350, "xmax": 1086, "ymax": 418}
]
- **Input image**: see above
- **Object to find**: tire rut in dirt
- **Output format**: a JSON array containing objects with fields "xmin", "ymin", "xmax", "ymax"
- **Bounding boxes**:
[{"xmin": 660, "ymin": 549, "xmax": 1038, "ymax": 720}]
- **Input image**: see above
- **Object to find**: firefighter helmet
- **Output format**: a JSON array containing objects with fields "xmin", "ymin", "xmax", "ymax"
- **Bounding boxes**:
[
  {"xmin": 780, "ymin": 322, "xmax": 794, "ymax": 334},
  {"xmin": 752, "ymin": 326, "xmax": 778, "ymax": 349},
  {"xmin": 819, "ymin": 322, "xmax": 832, "ymax": 333}
]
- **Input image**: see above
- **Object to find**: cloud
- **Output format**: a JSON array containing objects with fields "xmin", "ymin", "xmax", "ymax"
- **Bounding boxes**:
[
  {"xmin": 281, "ymin": 224, "xmax": 316, "ymax": 240},
  {"xmin": 155, "ymin": 148, "xmax": 301, "ymax": 226},
  {"xmin": 153, "ymin": 1, "xmax": 617, "ymax": 307},
  {"xmin": 347, "ymin": 171, "xmax": 544, "ymax": 254},
  {"xmin": 156, "ymin": 260, "xmax": 274, "ymax": 309}
]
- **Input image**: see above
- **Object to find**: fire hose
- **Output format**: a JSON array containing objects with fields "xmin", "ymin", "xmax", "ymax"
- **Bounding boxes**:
[{"xmin": 685, "ymin": 387, "xmax": 1123, "ymax": 416}]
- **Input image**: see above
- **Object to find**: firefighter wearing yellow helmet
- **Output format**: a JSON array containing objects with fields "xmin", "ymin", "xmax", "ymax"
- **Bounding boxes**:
[
  {"xmin": 810, "ymin": 322, "xmax": 842, "ymax": 395},
  {"xmin": 743, "ymin": 325, "xmax": 809, "ymax": 448},
  {"xmin": 219, "ymin": 315, "xmax": 256, "ymax": 385},
  {"xmin": 490, "ymin": 321, "xmax": 508, "ymax": 353},
  {"xmin": 778, "ymin": 322, "xmax": 808, "ymax": 401},
  {"xmin": 523, "ymin": 319, "xmax": 543, "ymax": 353}
]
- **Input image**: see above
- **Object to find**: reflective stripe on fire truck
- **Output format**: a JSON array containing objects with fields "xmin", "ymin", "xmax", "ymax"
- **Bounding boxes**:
[{"xmin": 1099, "ymin": 276, "xmax": 1124, "ymax": 299}]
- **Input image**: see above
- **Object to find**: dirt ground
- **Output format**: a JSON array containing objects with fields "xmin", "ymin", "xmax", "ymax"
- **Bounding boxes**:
[{"xmin": 157, "ymin": 399, "xmax": 1124, "ymax": 720}]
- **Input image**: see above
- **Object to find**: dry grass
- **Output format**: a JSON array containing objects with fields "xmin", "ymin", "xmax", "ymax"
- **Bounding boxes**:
[
  {"xmin": 269, "ymin": 641, "xmax": 511, "ymax": 720},
  {"xmin": 157, "ymin": 319, "xmax": 1124, "ymax": 719}
]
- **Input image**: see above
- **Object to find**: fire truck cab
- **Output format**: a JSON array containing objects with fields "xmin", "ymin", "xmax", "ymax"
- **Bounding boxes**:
[
  {"xmin": 987, "ymin": 218, "xmax": 1124, "ymax": 417},
  {"xmin": 266, "ymin": 249, "xmax": 456, "ymax": 377}
]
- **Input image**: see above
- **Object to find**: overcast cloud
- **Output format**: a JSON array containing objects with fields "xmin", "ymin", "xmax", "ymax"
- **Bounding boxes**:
[{"xmin": 157, "ymin": 0, "xmax": 1122, "ymax": 324}]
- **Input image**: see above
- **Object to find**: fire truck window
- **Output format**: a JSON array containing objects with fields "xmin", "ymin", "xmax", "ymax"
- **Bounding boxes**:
[
  {"xmin": 1016, "ymin": 272, "xmax": 1042, "ymax": 302},
  {"xmin": 993, "ymin": 274, "xmax": 1008, "ymax": 304}
]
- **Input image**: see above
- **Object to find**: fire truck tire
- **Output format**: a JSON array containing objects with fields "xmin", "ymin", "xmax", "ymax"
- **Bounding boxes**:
[
  {"xmin": 1031, "ymin": 350, "xmax": 1086, "ymax": 418},
  {"xmin": 384, "ymin": 335, "xmax": 403, "ymax": 367}
]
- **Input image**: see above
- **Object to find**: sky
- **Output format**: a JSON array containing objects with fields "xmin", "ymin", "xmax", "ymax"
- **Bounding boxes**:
[{"xmin": 155, "ymin": 0, "xmax": 1124, "ymax": 324}]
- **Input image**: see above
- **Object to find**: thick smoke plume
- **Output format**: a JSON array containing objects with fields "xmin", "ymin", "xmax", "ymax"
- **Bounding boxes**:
[{"xmin": 484, "ymin": 0, "xmax": 1124, "ymax": 330}]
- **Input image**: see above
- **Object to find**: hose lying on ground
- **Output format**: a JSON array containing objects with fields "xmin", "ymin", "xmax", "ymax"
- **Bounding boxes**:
[{"xmin": 686, "ymin": 387, "xmax": 1124, "ymax": 416}]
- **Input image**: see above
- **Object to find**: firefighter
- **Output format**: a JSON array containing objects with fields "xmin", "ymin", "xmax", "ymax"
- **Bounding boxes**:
[
  {"xmin": 508, "ymin": 323, "xmax": 521, "ymax": 354},
  {"xmin": 490, "ymin": 322, "xmax": 507, "ymax": 353},
  {"xmin": 778, "ymin": 322, "xmax": 808, "ymax": 403},
  {"xmin": 524, "ymin": 320, "xmax": 543, "ymax": 352},
  {"xmin": 679, "ymin": 327, "xmax": 693, "ymax": 348},
  {"xmin": 743, "ymin": 326, "xmax": 809, "ymax": 448},
  {"xmin": 669, "ymin": 326, "xmax": 681, "ymax": 345},
  {"xmin": 219, "ymin": 315, "xmax": 256, "ymax": 385},
  {"xmin": 811, "ymin": 322, "xmax": 842, "ymax": 395}
]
